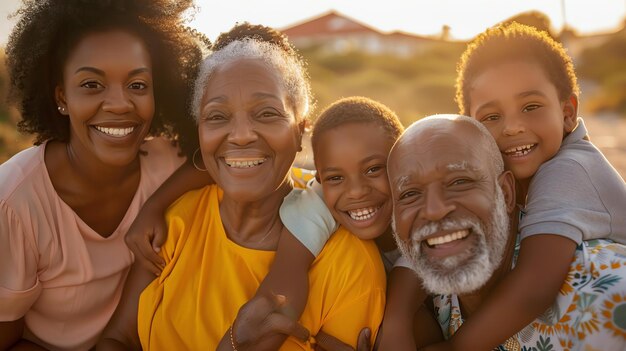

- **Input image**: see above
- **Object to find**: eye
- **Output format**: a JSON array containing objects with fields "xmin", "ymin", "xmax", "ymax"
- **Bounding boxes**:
[
  {"xmin": 201, "ymin": 111, "xmax": 228, "ymax": 122},
  {"xmin": 128, "ymin": 81, "xmax": 148, "ymax": 90},
  {"xmin": 399, "ymin": 189, "xmax": 421, "ymax": 201},
  {"xmin": 450, "ymin": 178, "xmax": 472, "ymax": 186},
  {"xmin": 522, "ymin": 104, "xmax": 541, "ymax": 113},
  {"xmin": 257, "ymin": 108, "xmax": 283, "ymax": 119},
  {"xmin": 480, "ymin": 114, "xmax": 499, "ymax": 123},
  {"xmin": 324, "ymin": 175, "xmax": 343, "ymax": 183},
  {"xmin": 366, "ymin": 165, "xmax": 384, "ymax": 175},
  {"xmin": 81, "ymin": 81, "xmax": 103, "ymax": 89}
]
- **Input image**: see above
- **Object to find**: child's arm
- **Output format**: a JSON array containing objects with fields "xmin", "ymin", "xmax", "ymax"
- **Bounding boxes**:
[
  {"xmin": 242, "ymin": 229, "xmax": 314, "ymax": 349},
  {"xmin": 444, "ymin": 234, "xmax": 577, "ymax": 351},
  {"xmin": 125, "ymin": 161, "xmax": 212, "ymax": 275},
  {"xmin": 414, "ymin": 300, "xmax": 445, "ymax": 349},
  {"xmin": 238, "ymin": 177, "xmax": 336, "ymax": 349},
  {"xmin": 377, "ymin": 266, "xmax": 428, "ymax": 351}
]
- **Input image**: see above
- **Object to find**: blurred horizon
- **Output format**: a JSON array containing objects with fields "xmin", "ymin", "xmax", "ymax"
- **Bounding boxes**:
[{"xmin": 2, "ymin": 0, "xmax": 626, "ymax": 45}]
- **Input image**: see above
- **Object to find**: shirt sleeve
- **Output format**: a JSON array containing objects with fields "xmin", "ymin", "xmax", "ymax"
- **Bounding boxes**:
[
  {"xmin": 0, "ymin": 201, "xmax": 42, "ymax": 321},
  {"xmin": 393, "ymin": 255, "xmax": 414, "ymax": 270},
  {"xmin": 280, "ymin": 179, "xmax": 337, "ymax": 257},
  {"xmin": 520, "ymin": 158, "xmax": 611, "ymax": 244}
]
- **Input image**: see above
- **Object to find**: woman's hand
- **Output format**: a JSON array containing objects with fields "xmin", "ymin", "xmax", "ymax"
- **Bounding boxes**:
[
  {"xmin": 314, "ymin": 328, "xmax": 372, "ymax": 351},
  {"xmin": 225, "ymin": 294, "xmax": 310, "ymax": 351},
  {"xmin": 124, "ymin": 201, "xmax": 167, "ymax": 275}
]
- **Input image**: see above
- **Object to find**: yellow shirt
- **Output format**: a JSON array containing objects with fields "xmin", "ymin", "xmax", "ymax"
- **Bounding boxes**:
[{"xmin": 138, "ymin": 185, "xmax": 386, "ymax": 350}]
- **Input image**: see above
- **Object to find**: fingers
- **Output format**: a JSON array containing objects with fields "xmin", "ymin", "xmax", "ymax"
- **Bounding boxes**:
[
  {"xmin": 314, "ymin": 330, "xmax": 355, "ymax": 351},
  {"xmin": 259, "ymin": 312, "xmax": 310, "ymax": 341},
  {"xmin": 356, "ymin": 328, "xmax": 372, "ymax": 351},
  {"xmin": 126, "ymin": 231, "xmax": 165, "ymax": 276},
  {"xmin": 151, "ymin": 220, "xmax": 168, "ymax": 253},
  {"xmin": 234, "ymin": 294, "xmax": 310, "ymax": 345}
]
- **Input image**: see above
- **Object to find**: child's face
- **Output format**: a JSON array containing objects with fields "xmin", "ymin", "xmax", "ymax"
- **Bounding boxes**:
[
  {"xmin": 468, "ymin": 60, "xmax": 576, "ymax": 182},
  {"xmin": 314, "ymin": 122, "xmax": 394, "ymax": 240}
]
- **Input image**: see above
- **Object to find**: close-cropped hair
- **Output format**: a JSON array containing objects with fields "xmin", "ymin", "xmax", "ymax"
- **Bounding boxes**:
[
  {"xmin": 409, "ymin": 114, "xmax": 505, "ymax": 176},
  {"xmin": 192, "ymin": 23, "xmax": 312, "ymax": 123},
  {"xmin": 455, "ymin": 22, "xmax": 580, "ymax": 116},
  {"xmin": 6, "ymin": 0, "xmax": 208, "ymax": 157},
  {"xmin": 310, "ymin": 96, "xmax": 404, "ymax": 152}
]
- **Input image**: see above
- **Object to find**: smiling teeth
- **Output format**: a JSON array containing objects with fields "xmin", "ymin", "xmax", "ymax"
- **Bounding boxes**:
[
  {"xmin": 426, "ymin": 229, "xmax": 469, "ymax": 246},
  {"xmin": 504, "ymin": 144, "xmax": 535, "ymax": 157},
  {"xmin": 94, "ymin": 126, "xmax": 135, "ymax": 137},
  {"xmin": 225, "ymin": 158, "xmax": 266, "ymax": 168},
  {"xmin": 348, "ymin": 207, "xmax": 378, "ymax": 221}
]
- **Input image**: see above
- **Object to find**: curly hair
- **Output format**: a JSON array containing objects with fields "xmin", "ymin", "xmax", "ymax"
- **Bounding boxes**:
[
  {"xmin": 192, "ymin": 23, "xmax": 313, "ymax": 122},
  {"xmin": 311, "ymin": 96, "xmax": 404, "ymax": 153},
  {"xmin": 6, "ymin": 0, "xmax": 209, "ymax": 157},
  {"xmin": 212, "ymin": 22, "xmax": 297, "ymax": 56},
  {"xmin": 455, "ymin": 22, "xmax": 580, "ymax": 116}
]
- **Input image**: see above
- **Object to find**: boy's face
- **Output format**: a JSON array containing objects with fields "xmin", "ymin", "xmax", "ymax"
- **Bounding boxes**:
[
  {"xmin": 314, "ymin": 122, "xmax": 395, "ymax": 240},
  {"xmin": 468, "ymin": 60, "xmax": 577, "ymax": 182}
]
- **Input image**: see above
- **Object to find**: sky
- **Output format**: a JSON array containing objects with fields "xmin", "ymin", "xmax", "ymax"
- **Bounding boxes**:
[{"xmin": 1, "ymin": 0, "xmax": 626, "ymax": 45}]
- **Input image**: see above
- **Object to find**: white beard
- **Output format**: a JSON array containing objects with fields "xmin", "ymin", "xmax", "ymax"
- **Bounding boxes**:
[{"xmin": 396, "ymin": 183, "xmax": 510, "ymax": 295}]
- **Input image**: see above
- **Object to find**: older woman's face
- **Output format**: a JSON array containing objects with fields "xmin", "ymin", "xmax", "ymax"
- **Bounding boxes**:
[{"xmin": 198, "ymin": 58, "xmax": 302, "ymax": 201}]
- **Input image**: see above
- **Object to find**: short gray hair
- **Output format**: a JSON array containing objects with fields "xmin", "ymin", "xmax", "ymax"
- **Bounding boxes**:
[{"xmin": 191, "ymin": 38, "xmax": 312, "ymax": 122}]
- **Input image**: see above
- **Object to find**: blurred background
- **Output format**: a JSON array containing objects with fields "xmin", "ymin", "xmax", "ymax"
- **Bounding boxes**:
[{"xmin": 1, "ymin": 0, "xmax": 625, "ymax": 176}]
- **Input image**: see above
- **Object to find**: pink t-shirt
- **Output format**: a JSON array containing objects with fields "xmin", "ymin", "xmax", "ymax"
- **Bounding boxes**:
[{"xmin": 0, "ymin": 137, "xmax": 184, "ymax": 350}]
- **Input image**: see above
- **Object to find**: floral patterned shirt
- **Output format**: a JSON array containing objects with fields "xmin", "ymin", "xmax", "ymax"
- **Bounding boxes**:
[{"xmin": 433, "ymin": 238, "xmax": 626, "ymax": 351}]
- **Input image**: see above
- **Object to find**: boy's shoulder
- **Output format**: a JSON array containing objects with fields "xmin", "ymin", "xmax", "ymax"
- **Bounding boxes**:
[{"xmin": 314, "ymin": 227, "xmax": 386, "ymax": 281}]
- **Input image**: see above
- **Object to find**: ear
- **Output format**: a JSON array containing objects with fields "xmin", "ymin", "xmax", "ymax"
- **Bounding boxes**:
[
  {"xmin": 562, "ymin": 94, "xmax": 578, "ymax": 133},
  {"xmin": 297, "ymin": 119, "xmax": 308, "ymax": 152},
  {"xmin": 497, "ymin": 170, "xmax": 516, "ymax": 214},
  {"xmin": 55, "ymin": 86, "xmax": 69, "ymax": 116}
]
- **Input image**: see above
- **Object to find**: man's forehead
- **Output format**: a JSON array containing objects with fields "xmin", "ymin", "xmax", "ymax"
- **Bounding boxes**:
[{"xmin": 389, "ymin": 122, "xmax": 489, "ymax": 182}]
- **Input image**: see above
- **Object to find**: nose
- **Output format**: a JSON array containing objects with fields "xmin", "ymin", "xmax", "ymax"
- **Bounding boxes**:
[
  {"xmin": 419, "ymin": 186, "xmax": 455, "ymax": 222},
  {"xmin": 227, "ymin": 114, "xmax": 258, "ymax": 146},
  {"xmin": 502, "ymin": 114, "xmax": 526, "ymax": 136},
  {"xmin": 101, "ymin": 85, "xmax": 133, "ymax": 114},
  {"xmin": 346, "ymin": 176, "xmax": 371, "ymax": 200}
]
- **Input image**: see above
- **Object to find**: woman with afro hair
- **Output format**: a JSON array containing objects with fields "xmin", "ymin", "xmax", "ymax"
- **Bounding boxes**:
[{"xmin": 0, "ymin": 1, "xmax": 207, "ymax": 349}]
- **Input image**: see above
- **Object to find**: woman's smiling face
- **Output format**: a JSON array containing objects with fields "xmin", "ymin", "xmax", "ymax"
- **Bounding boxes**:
[
  {"xmin": 198, "ymin": 58, "xmax": 303, "ymax": 201},
  {"xmin": 57, "ymin": 29, "xmax": 154, "ymax": 167}
]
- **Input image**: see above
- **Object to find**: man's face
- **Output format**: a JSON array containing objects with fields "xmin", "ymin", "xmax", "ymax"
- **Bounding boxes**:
[{"xmin": 389, "ymin": 121, "xmax": 511, "ymax": 295}]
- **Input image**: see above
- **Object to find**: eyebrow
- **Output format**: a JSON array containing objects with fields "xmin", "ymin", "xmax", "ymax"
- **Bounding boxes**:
[
  {"xmin": 517, "ymin": 90, "xmax": 548, "ymax": 99},
  {"xmin": 446, "ymin": 161, "xmax": 469, "ymax": 171},
  {"xmin": 74, "ymin": 67, "xmax": 150, "ymax": 78},
  {"xmin": 393, "ymin": 175, "xmax": 410, "ymax": 191},
  {"xmin": 204, "ymin": 92, "xmax": 283, "ymax": 106},
  {"xmin": 320, "ymin": 154, "xmax": 387, "ymax": 173}
]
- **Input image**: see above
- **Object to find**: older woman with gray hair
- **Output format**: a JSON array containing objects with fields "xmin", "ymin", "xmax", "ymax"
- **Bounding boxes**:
[{"xmin": 98, "ymin": 23, "xmax": 385, "ymax": 351}]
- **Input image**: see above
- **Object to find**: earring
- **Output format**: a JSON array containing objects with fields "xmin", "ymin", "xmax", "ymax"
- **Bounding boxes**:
[
  {"xmin": 57, "ymin": 106, "xmax": 66, "ymax": 114},
  {"xmin": 192, "ymin": 148, "xmax": 207, "ymax": 172}
]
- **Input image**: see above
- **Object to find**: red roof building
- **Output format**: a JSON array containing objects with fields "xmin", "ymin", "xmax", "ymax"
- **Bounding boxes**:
[{"xmin": 282, "ymin": 11, "xmax": 442, "ymax": 56}]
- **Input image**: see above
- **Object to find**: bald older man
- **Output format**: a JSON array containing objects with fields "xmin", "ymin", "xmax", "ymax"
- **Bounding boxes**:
[{"xmin": 389, "ymin": 115, "xmax": 626, "ymax": 351}]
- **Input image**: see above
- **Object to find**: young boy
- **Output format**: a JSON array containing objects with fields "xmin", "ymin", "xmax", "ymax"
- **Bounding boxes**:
[
  {"xmin": 399, "ymin": 22, "xmax": 626, "ymax": 351},
  {"xmin": 265, "ymin": 97, "xmax": 410, "ymax": 344}
]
